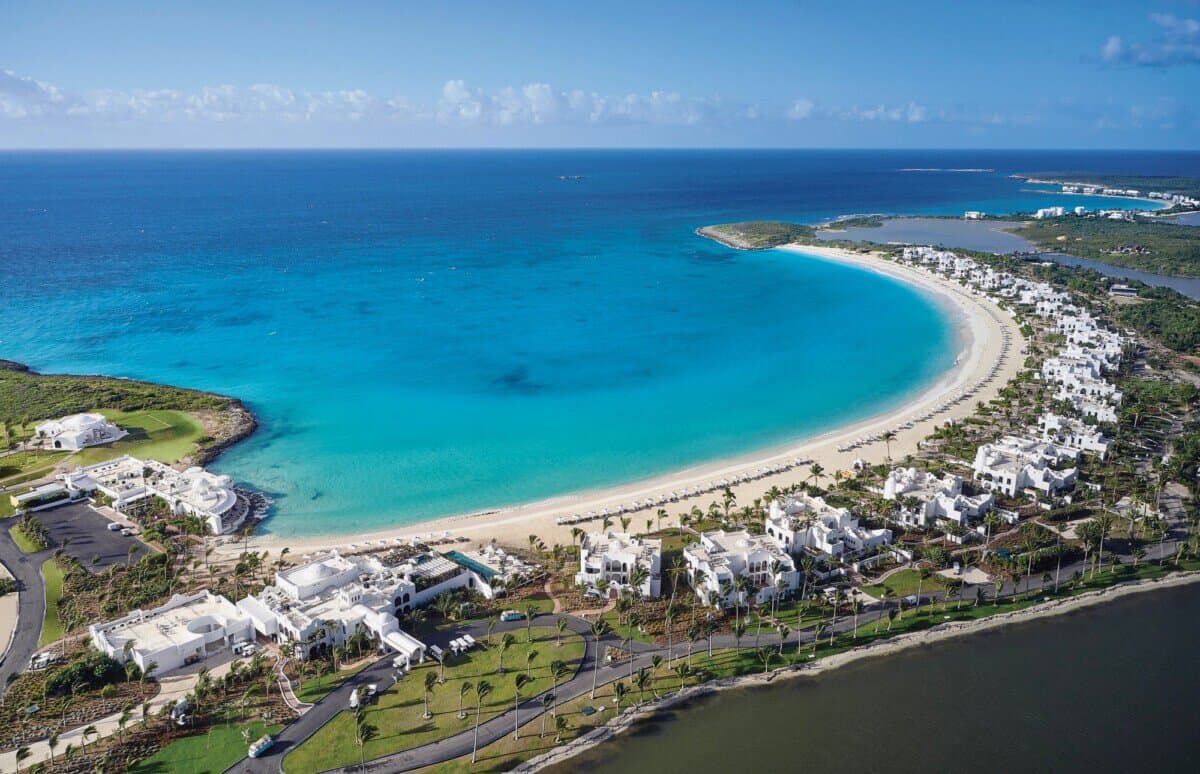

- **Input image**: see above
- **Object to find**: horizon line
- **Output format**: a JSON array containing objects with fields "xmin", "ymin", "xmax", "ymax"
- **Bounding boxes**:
[{"xmin": 1, "ymin": 146, "xmax": 1198, "ymax": 153}]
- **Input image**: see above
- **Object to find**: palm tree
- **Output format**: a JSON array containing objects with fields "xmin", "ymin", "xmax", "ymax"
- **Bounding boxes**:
[
  {"xmin": 525, "ymin": 649, "xmax": 539, "ymax": 679},
  {"xmin": 354, "ymin": 708, "xmax": 378, "ymax": 772},
  {"xmin": 14, "ymin": 746, "xmax": 30, "ymax": 773},
  {"xmin": 523, "ymin": 604, "xmax": 537, "ymax": 643},
  {"xmin": 497, "ymin": 632, "xmax": 515, "ymax": 674},
  {"xmin": 882, "ymin": 429, "xmax": 897, "ymax": 461},
  {"xmin": 732, "ymin": 620, "xmax": 746, "ymax": 654},
  {"xmin": 556, "ymin": 616, "xmax": 568, "ymax": 646},
  {"xmin": 757, "ymin": 647, "xmax": 776, "ymax": 674},
  {"xmin": 540, "ymin": 692, "xmax": 555, "ymax": 737},
  {"xmin": 554, "ymin": 714, "xmax": 570, "ymax": 743},
  {"xmin": 613, "ymin": 680, "xmax": 629, "ymax": 707},
  {"xmin": 472, "ymin": 680, "xmax": 493, "ymax": 763},
  {"xmin": 47, "ymin": 733, "xmax": 59, "ymax": 767},
  {"xmin": 808, "ymin": 463, "xmax": 825, "ymax": 488},
  {"xmin": 457, "ymin": 681, "xmax": 473, "ymax": 719},
  {"xmin": 914, "ymin": 568, "xmax": 930, "ymax": 615},
  {"xmin": 590, "ymin": 617, "xmax": 610, "ymax": 699},
  {"xmin": 486, "ymin": 615, "xmax": 499, "ymax": 644},
  {"xmin": 513, "ymin": 673, "xmax": 532, "ymax": 739},
  {"xmin": 1093, "ymin": 512, "xmax": 1115, "ymax": 578},
  {"xmin": 422, "ymin": 671, "xmax": 437, "ymax": 718},
  {"xmin": 776, "ymin": 624, "xmax": 790, "ymax": 656},
  {"xmin": 875, "ymin": 587, "xmax": 893, "ymax": 634},
  {"xmin": 549, "ymin": 660, "xmax": 569, "ymax": 716},
  {"xmin": 82, "ymin": 725, "xmax": 98, "ymax": 749},
  {"xmin": 634, "ymin": 667, "xmax": 651, "ymax": 705},
  {"xmin": 673, "ymin": 663, "xmax": 689, "ymax": 693}
]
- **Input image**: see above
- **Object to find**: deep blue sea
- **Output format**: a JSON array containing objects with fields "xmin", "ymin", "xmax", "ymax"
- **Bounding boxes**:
[{"xmin": 1, "ymin": 150, "xmax": 1194, "ymax": 537}]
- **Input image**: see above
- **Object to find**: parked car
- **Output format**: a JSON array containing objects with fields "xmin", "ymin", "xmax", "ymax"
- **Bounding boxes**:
[
  {"xmin": 106, "ymin": 522, "xmax": 123, "ymax": 532},
  {"xmin": 248, "ymin": 735, "xmax": 274, "ymax": 758}
]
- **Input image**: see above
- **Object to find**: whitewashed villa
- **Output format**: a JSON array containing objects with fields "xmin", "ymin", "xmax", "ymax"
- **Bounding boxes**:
[
  {"xmin": 764, "ymin": 494, "xmax": 891, "ymax": 558},
  {"xmin": 34, "ymin": 412, "xmax": 126, "ymax": 450},
  {"xmin": 684, "ymin": 530, "xmax": 799, "ymax": 608},
  {"xmin": 972, "ymin": 435, "xmax": 1078, "ymax": 498},
  {"xmin": 882, "ymin": 467, "xmax": 994, "ymax": 528},
  {"xmin": 575, "ymin": 530, "xmax": 662, "ymax": 598}
]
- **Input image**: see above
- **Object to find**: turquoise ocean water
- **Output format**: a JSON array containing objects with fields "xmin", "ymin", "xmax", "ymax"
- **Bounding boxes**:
[{"xmin": 0, "ymin": 150, "xmax": 1187, "ymax": 536}]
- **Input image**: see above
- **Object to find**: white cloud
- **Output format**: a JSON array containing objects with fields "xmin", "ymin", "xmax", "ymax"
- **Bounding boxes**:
[
  {"xmin": 1101, "ymin": 14, "xmax": 1200, "ymax": 66},
  {"xmin": 786, "ymin": 98, "xmax": 814, "ymax": 120}
]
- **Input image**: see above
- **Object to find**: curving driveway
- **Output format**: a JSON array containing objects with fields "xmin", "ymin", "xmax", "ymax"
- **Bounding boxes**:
[{"xmin": 0, "ymin": 515, "xmax": 50, "ymax": 697}]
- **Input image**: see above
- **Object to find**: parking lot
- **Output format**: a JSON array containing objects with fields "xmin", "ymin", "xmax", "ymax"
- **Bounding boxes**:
[{"xmin": 34, "ymin": 501, "xmax": 155, "ymax": 571}]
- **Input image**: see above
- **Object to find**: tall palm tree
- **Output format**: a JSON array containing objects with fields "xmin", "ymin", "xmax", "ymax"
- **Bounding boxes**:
[
  {"xmin": 422, "ymin": 671, "xmax": 437, "ymax": 719},
  {"xmin": 497, "ymin": 632, "xmax": 515, "ymax": 674},
  {"xmin": 634, "ymin": 668, "xmax": 651, "ymax": 705},
  {"xmin": 354, "ymin": 708, "xmax": 378, "ymax": 772},
  {"xmin": 882, "ymin": 429, "xmax": 897, "ymax": 461},
  {"xmin": 512, "ymin": 673, "xmax": 532, "ymax": 740},
  {"xmin": 523, "ymin": 604, "xmax": 537, "ymax": 643},
  {"xmin": 457, "ymin": 681, "xmax": 473, "ymax": 719},
  {"xmin": 472, "ymin": 680, "xmax": 493, "ymax": 763},
  {"xmin": 732, "ymin": 620, "xmax": 746, "ymax": 654},
  {"xmin": 525, "ymin": 649, "xmax": 539, "ymax": 679},
  {"xmin": 556, "ymin": 616, "xmax": 568, "ymax": 646},
  {"xmin": 549, "ymin": 660, "xmax": 569, "ymax": 716},
  {"xmin": 590, "ymin": 618, "xmax": 610, "ymax": 699}
]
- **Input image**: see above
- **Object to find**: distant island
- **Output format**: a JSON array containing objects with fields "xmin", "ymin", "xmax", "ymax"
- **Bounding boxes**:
[{"xmin": 696, "ymin": 221, "xmax": 815, "ymax": 249}]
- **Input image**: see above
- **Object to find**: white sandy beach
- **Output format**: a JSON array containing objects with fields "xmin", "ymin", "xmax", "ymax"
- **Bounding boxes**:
[{"xmin": 227, "ymin": 245, "xmax": 1025, "ymax": 558}]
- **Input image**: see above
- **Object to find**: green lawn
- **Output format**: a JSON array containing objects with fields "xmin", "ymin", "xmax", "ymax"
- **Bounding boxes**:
[
  {"xmin": 283, "ymin": 626, "xmax": 585, "ymax": 774},
  {"xmin": 0, "ymin": 496, "xmax": 14, "ymax": 520},
  {"xmin": 295, "ymin": 660, "xmax": 373, "ymax": 704},
  {"xmin": 861, "ymin": 568, "xmax": 945, "ymax": 600},
  {"xmin": 130, "ymin": 720, "xmax": 283, "ymax": 774},
  {"xmin": 69, "ymin": 409, "xmax": 206, "ymax": 465},
  {"xmin": 9, "ymin": 523, "xmax": 45, "ymax": 553},
  {"xmin": 38, "ymin": 558, "xmax": 65, "ymax": 646},
  {"xmin": 0, "ymin": 450, "xmax": 70, "ymax": 481}
]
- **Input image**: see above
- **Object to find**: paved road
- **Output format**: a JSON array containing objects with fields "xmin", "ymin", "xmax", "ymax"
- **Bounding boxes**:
[{"xmin": 0, "ymin": 515, "xmax": 50, "ymax": 696}]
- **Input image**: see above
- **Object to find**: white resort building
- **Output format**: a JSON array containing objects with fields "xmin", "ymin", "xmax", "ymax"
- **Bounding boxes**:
[
  {"xmin": 972, "ymin": 435, "xmax": 1078, "ymax": 498},
  {"xmin": 237, "ymin": 547, "xmax": 522, "ymax": 665},
  {"xmin": 882, "ymin": 467, "xmax": 994, "ymax": 528},
  {"xmin": 764, "ymin": 494, "xmax": 892, "ymax": 558},
  {"xmin": 59, "ymin": 454, "xmax": 251, "ymax": 535},
  {"xmin": 1037, "ymin": 412, "xmax": 1112, "ymax": 459},
  {"xmin": 575, "ymin": 530, "xmax": 662, "ymax": 598},
  {"xmin": 683, "ymin": 529, "xmax": 799, "ymax": 608},
  {"xmin": 34, "ymin": 413, "xmax": 126, "ymax": 451},
  {"xmin": 90, "ymin": 591, "xmax": 254, "ymax": 674}
]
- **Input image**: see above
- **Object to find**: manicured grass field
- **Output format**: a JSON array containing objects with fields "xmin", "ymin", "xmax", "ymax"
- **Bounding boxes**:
[
  {"xmin": 8, "ymin": 523, "xmax": 45, "ymax": 553},
  {"xmin": 38, "ymin": 558, "xmax": 65, "ymax": 646},
  {"xmin": 861, "ymin": 568, "xmax": 945, "ymax": 600},
  {"xmin": 130, "ymin": 720, "xmax": 283, "ymax": 774},
  {"xmin": 282, "ymin": 626, "xmax": 585, "ymax": 773},
  {"xmin": 0, "ymin": 450, "xmax": 70, "ymax": 482},
  {"xmin": 69, "ymin": 409, "xmax": 206, "ymax": 465}
]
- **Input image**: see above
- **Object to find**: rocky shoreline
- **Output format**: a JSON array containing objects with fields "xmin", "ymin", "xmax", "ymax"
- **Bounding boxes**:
[{"xmin": 518, "ymin": 570, "xmax": 1200, "ymax": 772}]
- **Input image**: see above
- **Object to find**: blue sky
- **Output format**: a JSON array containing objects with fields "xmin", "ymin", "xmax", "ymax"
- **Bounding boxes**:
[{"xmin": 1, "ymin": 0, "xmax": 1198, "ymax": 148}]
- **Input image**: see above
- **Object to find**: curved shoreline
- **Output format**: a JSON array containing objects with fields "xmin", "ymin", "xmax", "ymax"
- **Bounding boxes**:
[
  {"xmin": 233, "ymin": 244, "xmax": 1023, "ymax": 554},
  {"xmin": 521, "ymin": 569, "xmax": 1200, "ymax": 772}
]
